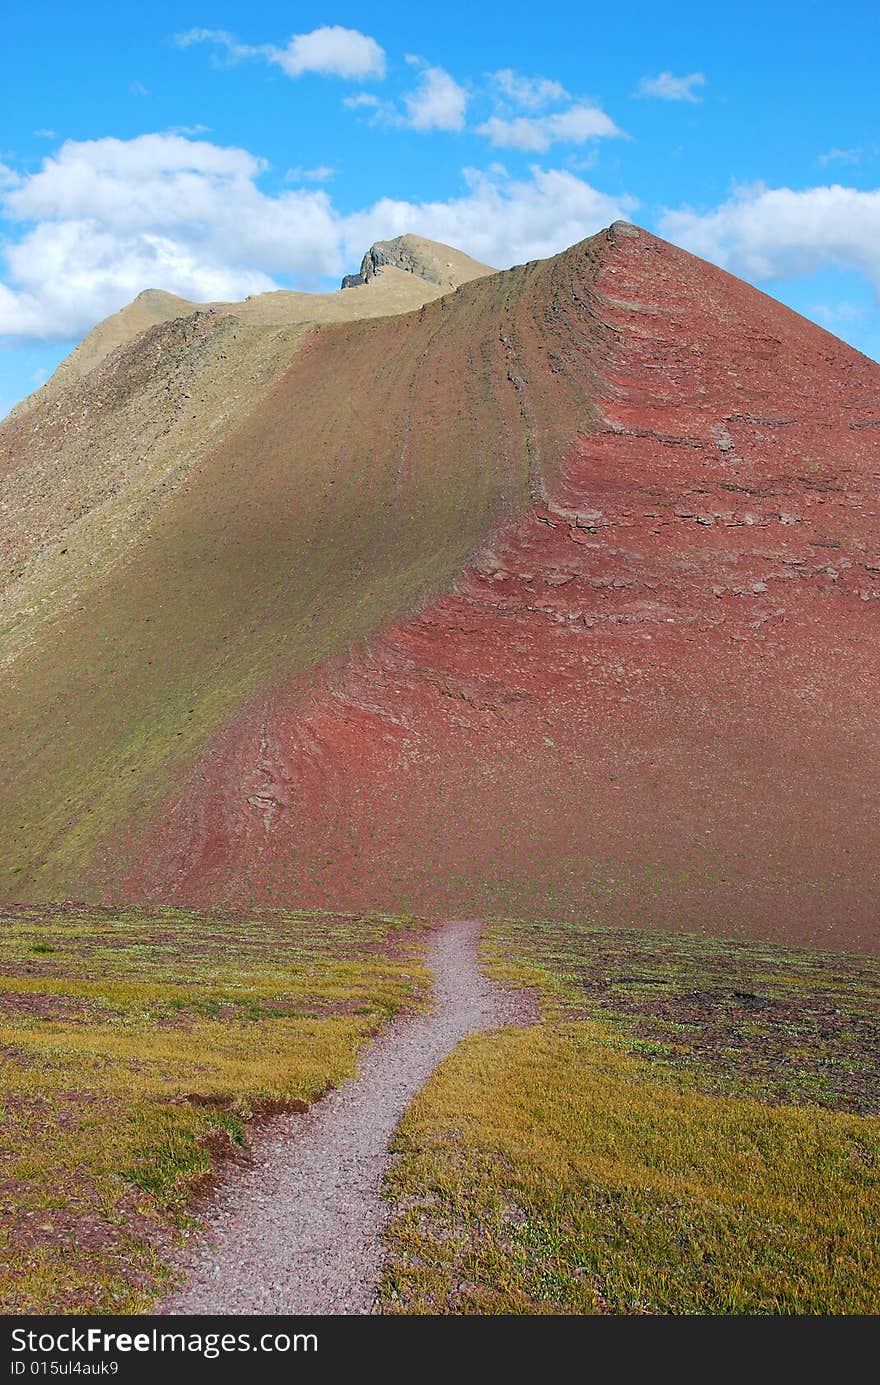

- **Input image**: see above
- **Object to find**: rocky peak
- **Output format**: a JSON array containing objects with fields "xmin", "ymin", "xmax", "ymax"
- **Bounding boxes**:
[{"xmin": 341, "ymin": 234, "xmax": 493, "ymax": 292}]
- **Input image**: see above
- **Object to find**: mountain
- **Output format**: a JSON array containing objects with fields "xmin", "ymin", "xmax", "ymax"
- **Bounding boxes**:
[
  {"xmin": 10, "ymin": 235, "xmax": 494, "ymax": 417},
  {"xmin": 340, "ymin": 233, "xmax": 493, "ymax": 291},
  {"xmin": 1, "ymin": 223, "xmax": 878, "ymax": 953}
]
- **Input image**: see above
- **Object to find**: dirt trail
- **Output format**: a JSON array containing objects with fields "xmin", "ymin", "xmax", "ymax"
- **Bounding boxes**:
[{"xmin": 163, "ymin": 919, "xmax": 534, "ymax": 1315}]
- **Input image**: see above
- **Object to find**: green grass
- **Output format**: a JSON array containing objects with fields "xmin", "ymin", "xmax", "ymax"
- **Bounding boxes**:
[
  {"xmin": 484, "ymin": 919, "xmax": 880, "ymax": 1115},
  {"xmin": 0, "ymin": 905, "xmax": 428, "ymax": 1313},
  {"xmin": 378, "ymin": 917, "xmax": 880, "ymax": 1315}
]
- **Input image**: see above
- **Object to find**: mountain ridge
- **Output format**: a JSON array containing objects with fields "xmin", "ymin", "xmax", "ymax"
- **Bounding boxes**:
[
  {"xmin": 2, "ymin": 223, "xmax": 878, "ymax": 952},
  {"xmin": 8, "ymin": 234, "xmax": 494, "ymax": 420}
]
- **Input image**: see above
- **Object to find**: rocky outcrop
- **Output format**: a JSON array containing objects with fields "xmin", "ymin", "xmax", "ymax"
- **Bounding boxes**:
[
  {"xmin": 340, "ymin": 234, "xmax": 492, "ymax": 292},
  {"xmin": 342, "ymin": 238, "xmax": 438, "ymax": 289}
]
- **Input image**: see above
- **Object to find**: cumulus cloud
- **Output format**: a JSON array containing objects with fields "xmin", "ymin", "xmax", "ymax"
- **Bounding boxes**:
[
  {"xmin": 272, "ymin": 25, "xmax": 386, "ymax": 79},
  {"xmin": 177, "ymin": 24, "xmax": 386, "ymax": 81},
  {"xmin": 402, "ymin": 62, "xmax": 468, "ymax": 131},
  {"xmin": 0, "ymin": 135, "xmax": 342, "ymax": 338},
  {"xmin": 0, "ymin": 135, "xmax": 638, "ymax": 341},
  {"xmin": 478, "ymin": 104, "xmax": 622, "ymax": 152},
  {"xmin": 341, "ymin": 164, "xmax": 637, "ymax": 269},
  {"xmin": 489, "ymin": 69, "xmax": 569, "ymax": 110},
  {"xmin": 0, "ymin": 225, "xmax": 276, "ymax": 339},
  {"xmin": 343, "ymin": 61, "xmax": 467, "ymax": 133},
  {"xmin": 659, "ymin": 183, "xmax": 880, "ymax": 290},
  {"xmin": 7, "ymin": 135, "xmax": 267, "ymax": 226},
  {"xmin": 636, "ymin": 72, "xmax": 706, "ymax": 103}
]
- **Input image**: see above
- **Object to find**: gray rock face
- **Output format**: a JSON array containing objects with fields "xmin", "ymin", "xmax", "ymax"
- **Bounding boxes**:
[
  {"xmin": 339, "ymin": 234, "xmax": 493, "ymax": 295},
  {"xmin": 607, "ymin": 220, "xmax": 640, "ymax": 241},
  {"xmin": 340, "ymin": 236, "xmax": 447, "ymax": 291}
]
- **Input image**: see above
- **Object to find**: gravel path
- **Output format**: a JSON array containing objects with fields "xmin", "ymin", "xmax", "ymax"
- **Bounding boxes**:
[{"xmin": 163, "ymin": 918, "xmax": 535, "ymax": 1315}]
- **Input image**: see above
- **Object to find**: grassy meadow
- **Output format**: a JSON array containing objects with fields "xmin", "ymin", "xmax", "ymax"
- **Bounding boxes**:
[
  {"xmin": 0, "ymin": 905, "xmax": 428, "ymax": 1313},
  {"xmin": 379, "ymin": 918, "xmax": 880, "ymax": 1315},
  {"xmin": 2, "ymin": 905, "xmax": 877, "ymax": 1315}
]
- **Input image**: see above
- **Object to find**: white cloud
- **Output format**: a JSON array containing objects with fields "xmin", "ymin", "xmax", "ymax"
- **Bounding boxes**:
[
  {"xmin": 568, "ymin": 152, "xmax": 600, "ymax": 172},
  {"xmin": 810, "ymin": 300, "xmax": 868, "ymax": 325},
  {"xmin": 34, "ymin": 128, "xmax": 58, "ymax": 140},
  {"xmin": 659, "ymin": 183, "xmax": 880, "ymax": 290},
  {"xmin": 403, "ymin": 63, "xmax": 468, "ymax": 131},
  {"xmin": 7, "ymin": 135, "xmax": 268, "ymax": 226},
  {"xmin": 636, "ymin": 71, "xmax": 706, "ymax": 103},
  {"xmin": 285, "ymin": 165, "xmax": 335, "ymax": 183},
  {"xmin": 490, "ymin": 69, "xmax": 569, "ymax": 110},
  {"xmin": 176, "ymin": 28, "xmax": 249, "ymax": 61},
  {"xmin": 818, "ymin": 147, "xmax": 861, "ymax": 167},
  {"xmin": 341, "ymin": 164, "xmax": 637, "ymax": 269},
  {"xmin": 129, "ymin": 81, "xmax": 149, "ymax": 97},
  {"xmin": 343, "ymin": 62, "xmax": 468, "ymax": 133},
  {"xmin": 342, "ymin": 93, "xmax": 381, "ymax": 110},
  {"xmin": 0, "ymin": 135, "xmax": 638, "ymax": 341},
  {"xmin": 550, "ymin": 106, "xmax": 623, "ymax": 143},
  {"xmin": 167, "ymin": 123, "xmax": 211, "ymax": 137},
  {"xmin": 272, "ymin": 26, "xmax": 386, "ymax": 79},
  {"xmin": 0, "ymin": 135, "xmax": 342, "ymax": 338},
  {"xmin": 478, "ymin": 104, "xmax": 622, "ymax": 152},
  {"xmin": 176, "ymin": 24, "xmax": 386, "ymax": 80}
]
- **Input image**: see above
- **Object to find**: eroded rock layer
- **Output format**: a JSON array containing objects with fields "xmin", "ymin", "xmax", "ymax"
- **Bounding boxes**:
[
  {"xmin": 119, "ymin": 227, "xmax": 879, "ymax": 950},
  {"xmin": 2, "ymin": 225, "xmax": 878, "ymax": 950}
]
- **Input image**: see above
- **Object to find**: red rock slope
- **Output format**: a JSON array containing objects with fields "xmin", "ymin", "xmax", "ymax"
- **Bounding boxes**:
[{"xmin": 114, "ymin": 223, "xmax": 880, "ymax": 952}]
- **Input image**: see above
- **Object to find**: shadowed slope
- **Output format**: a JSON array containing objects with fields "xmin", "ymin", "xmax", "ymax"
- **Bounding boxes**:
[{"xmin": 116, "ymin": 226, "xmax": 880, "ymax": 951}]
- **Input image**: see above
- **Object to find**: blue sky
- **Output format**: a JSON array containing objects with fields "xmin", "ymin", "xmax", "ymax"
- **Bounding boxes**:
[{"xmin": 2, "ymin": 1, "xmax": 878, "ymax": 414}]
